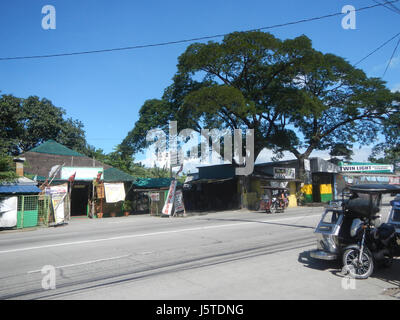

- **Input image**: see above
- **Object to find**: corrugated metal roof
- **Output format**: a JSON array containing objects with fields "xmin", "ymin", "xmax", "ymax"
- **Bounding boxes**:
[
  {"xmin": 103, "ymin": 167, "xmax": 136, "ymax": 182},
  {"xmin": 133, "ymin": 178, "xmax": 176, "ymax": 189},
  {"xmin": 28, "ymin": 140, "xmax": 85, "ymax": 157},
  {"xmin": 0, "ymin": 185, "xmax": 41, "ymax": 194}
]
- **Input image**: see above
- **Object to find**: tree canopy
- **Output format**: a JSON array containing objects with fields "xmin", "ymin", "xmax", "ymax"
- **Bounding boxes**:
[
  {"xmin": 121, "ymin": 31, "xmax": 397, "ymax": 174},
  {"xmin": 0, "ymin": 93, "xmax": 87, "ymax": 155}
]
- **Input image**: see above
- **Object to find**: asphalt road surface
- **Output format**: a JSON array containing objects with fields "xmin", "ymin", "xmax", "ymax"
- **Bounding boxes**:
[{"xmin": 0, "ymin": 204, "xmax": 399, "ymax": 300}]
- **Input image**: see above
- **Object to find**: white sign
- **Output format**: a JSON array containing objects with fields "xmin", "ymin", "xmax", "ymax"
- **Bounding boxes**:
[
  {"xmin": 273, "ymin": 167, "xmax": 296, "ymax": 180},
  {"xmin": 162, "ymin": 180, "xmax": 177, "ymax": 216},
  {"xmin": 150, "ymin": 193, "xmax": 160, "ymax": 202},
  {"xmin": 304, "ymin": 159, "xmax": 311, "ymax": 172},
  {"xmin": 61, "ymin": 167, "xmax": 103, "ymax": 181},
  {"xmin": 104, "ymin": 183, "xmax": 125, "ymax": 203},
  {"xmin": 174, "ymin": 190, "xmax": 185, "ymax": 214},
  {"xmin": 46, "ymin": 184, "xmax": 68, "ymax": 224},
  {"xmin": 0, "ymin": 196, "xmax": 18, "ymax": 228},
  {"xmin": 340, "ymin": 164, "xmax": 394, "ymax": 173}
]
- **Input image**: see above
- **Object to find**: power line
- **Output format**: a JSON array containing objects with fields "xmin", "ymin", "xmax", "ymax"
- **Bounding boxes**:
[
  {"xmin": 354, "ymin": 31, "xmax": 400, "ymax": 66},
  {"xmin": 0, "ymin": 1, "xmax": 399, "ymax": 61},
  {"xmin": 383, "ymin": 36, "xmax": 400, "ymax": 76},
  {"xmin": 373, "ymin": 0, "xmax": 400, "ymax": 14}
]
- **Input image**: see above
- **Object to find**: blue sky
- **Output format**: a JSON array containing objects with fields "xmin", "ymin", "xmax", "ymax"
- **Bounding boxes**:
[{"xmin": 0, "ymin": 0, "xmax": 399, "ymax": 163}]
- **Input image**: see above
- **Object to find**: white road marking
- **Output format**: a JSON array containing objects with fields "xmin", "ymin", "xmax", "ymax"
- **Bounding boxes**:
[
  {"xmin": 27, "ymin": 255, "xmax": 130, "ymax": 274},
  {"xmin": 0, "ymin": 214, "xmax": 321, "ymax": 255}
]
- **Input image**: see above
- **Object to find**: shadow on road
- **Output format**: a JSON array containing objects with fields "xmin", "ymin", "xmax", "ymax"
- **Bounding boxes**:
[
  {"xmin": 298, "ymin": 250, "xmax": 340, "ymax": 272},
  {"xmin": 299, "ymin": 250, "xmax": 400, "ymax": 295},
  {"xmin": 202, "ymin": 218, "xmax": 315, "ymax": 230}
]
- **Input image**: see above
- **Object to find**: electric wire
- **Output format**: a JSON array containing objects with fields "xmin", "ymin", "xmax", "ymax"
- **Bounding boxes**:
[
  {"xmin": 0, "ymin": 1, "xmax": 398, "ymax": 61},
  {"xmin": 372, "ymin": 0, "xmax": 400, "ymax": 14},
  {"xmin": 354, "ymin": 31, "xmax": 400, "ymax": 66},
  {"xmin": 383, "ymin": 36, "xmax": 400, "ymax": 77}
]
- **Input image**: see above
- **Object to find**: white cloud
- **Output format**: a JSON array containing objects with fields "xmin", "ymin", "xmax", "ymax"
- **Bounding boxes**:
[
  {"xmin": 372, "ymin": 56, "xmax": 400, "ymax": 72},
  {"xmin": 255, "ymin": 147, "xmax": 374, "ymax": 164},
  {"xmin": 391, "ymin": 83, "xmax": 400, "ymax": 93}
]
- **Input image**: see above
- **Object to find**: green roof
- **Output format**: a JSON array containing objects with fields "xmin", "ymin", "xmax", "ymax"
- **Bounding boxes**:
[
  {"xmin": 133, "ymin": 178, "xmax": 176, "ymax": 189},
  {"xmin": 29, "ymin": 140, "xmax": 85, "ymax": 157},
  {"xmin": 103, "ymin": 167, "xmax": 136, "ymax": 182}
]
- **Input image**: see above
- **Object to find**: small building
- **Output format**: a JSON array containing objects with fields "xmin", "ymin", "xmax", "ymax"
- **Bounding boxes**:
[
  {"xmin": 184, "ymin": 157, "xmax": 340, "ymax": 212},
  {"xmin": 0, "ymin": 173, "xmax": 42, "ymax": 229},
  {"xmin": 132, "ymin": 178, "xmax": 182, "ymax": 215},
  {"xmin": 19, "ymin": 140, "xmax": 135, "ymax": 218},
  {"xmin": 183, "ymin": 164, "xmax": 239, "ymax": 212},
  {"xmin": 337, "ymin": 161, "xmax": 400, "ymax": 193}
]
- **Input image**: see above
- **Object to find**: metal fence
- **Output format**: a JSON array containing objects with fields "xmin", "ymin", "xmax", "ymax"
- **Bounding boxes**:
[{"xmin": 17, "ymin": 195, "xmax": 51, "ymax": 229}]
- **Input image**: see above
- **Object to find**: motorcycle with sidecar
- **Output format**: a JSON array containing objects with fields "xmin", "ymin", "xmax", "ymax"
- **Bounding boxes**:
[
  {"xmin": 257, "ymin": 186, "xmax": 288, "ymax": 213},
  {"xmin": 309, "ymin": 184, "xmax": 400, "ymax": 279}
]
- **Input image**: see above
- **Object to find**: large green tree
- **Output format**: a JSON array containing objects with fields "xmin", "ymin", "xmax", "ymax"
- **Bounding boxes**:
[
  {"xmin": 0, "ymin": 154, "xmax": 18, "ymax": 183},
  {"xmin": 122, "ymin": 31, "xmax": 314, "ymax": 158},
  {"xmin": 0, "ymin": 93, "xmax": 88, "ymax": 155},
  {"xmin": 121, "ymin": 31, "xmax": 397, "ymax": 181}
]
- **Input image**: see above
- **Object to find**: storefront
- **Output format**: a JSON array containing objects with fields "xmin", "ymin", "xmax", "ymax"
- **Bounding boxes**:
[
  {"xmin": 250, "ymin": 164, "xmax": 299, "ymax": 208},
  {"xmin": 184, "ymin": 164, "xmax": 240, "ymax": 212},
  {"xmin": 337, "ymin": 161, "xmax": 399, "ymax": 194}
]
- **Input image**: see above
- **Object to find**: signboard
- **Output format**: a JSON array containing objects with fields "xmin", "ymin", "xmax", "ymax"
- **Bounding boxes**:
[
  {"xmin": 340, "ymin": 164, "xmax": 394, "ymax": 173},
  {"xmin": 45, "ymin": 184, "xmax": 68, "ymax": 224},
  {"xmin": 273, "ymin": 167, "xmax": 296, "ymax": 180},
  {"xmin": 61, "ymin": 167, "xmax": 103, "ymax": 181},
  {"xmin": 104, "ymin": 183, "xmax": 125, "ymax": 203},
  {"xmin": 389, "ymin": 177, "xmax": 400, "ymax": 185},
  {"xmin": 150, "ymin": 192, "xmax": 160, "ymax": 202},
  {"xmin": 162, "ymin": 180, "xmax": 177, "ymax": 216},
  {"xmin": 304, "ymin": 159, "xmax": 310, "ymax": 172},
  {"xmin": 96, "ymin": 184, "xmax": 105, "ymax": 199},
  {"xmin": 174, "ymin": 190, "xmax": 185, "ymax": 214},
  {"xmin": 0, "ymin": 196, "xmax": 18, "ymax": 228}
]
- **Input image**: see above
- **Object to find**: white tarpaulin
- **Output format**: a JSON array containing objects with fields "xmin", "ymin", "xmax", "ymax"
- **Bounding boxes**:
[
  {"xmin": 0, "ymin": 196, "xmax": 18, "ymax": 228},
  {"xmin": 45, "ymin": 184, "xmax": 68, "ymax": 224},
  {"xmin": 104, "ymin": 183, "xmax": 125, "ymax": 203}
]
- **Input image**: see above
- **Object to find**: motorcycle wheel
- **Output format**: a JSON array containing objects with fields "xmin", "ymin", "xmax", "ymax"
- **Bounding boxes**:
[
  {"xmin": 270, "ymin": 203, "xmax": 277, "ymax": 214},
  {"xmin": 342, "ymin": 248, "xmax": 374, "ymax": 279}
]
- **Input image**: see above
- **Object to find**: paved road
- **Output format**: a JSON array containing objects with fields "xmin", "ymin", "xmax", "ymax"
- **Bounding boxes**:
[{"xmin": 0, "ymin": 205, "xmax": 398, "ymax": 300}]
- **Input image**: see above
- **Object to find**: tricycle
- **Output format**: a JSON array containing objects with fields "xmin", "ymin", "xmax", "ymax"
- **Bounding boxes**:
[
  {"xmin": 387, "ymin": 194, "xmax": 400, "ymax": 235},
  {"xmin": 257, "ymin": 186, "xmax": 288, "ymax": 214},
  {"xmin": 309, "ymin": 184, "xmax": 400, "ymax": 279}
]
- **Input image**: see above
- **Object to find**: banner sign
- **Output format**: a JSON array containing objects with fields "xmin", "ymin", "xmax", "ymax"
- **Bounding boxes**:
[
  {"xmin": 61, "ymin": 167, "xmax": 103, "ymax": 181},
  {"xmin": 273, "ymin": 167, "xmax": 296, "ymax": 180},
  {"xmin": 340, "ymin": 164, "xmax": 394, "ymax": 173},
  {"xmin": 0, "ymin": 196, "xmax": 18, "ymax": 228},
  {"xmin": 104, "ymin": 183, "xmax": 125, "ymax": 203},
  {"xmin": 46, "ymin": 184, "xmax": 68, "ymax": 224},
  {"xmin": 174, "ymin": 190, "xmax": 185, "ymax": 214},
  {"xmin": 162, "ymin": 180, "xmax": 177, "ymax": 216}
]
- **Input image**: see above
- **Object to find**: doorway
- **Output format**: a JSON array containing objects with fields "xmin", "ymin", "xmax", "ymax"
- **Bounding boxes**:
[{"xmin": 70, "ymin": 184, "xmax": 89, "ymax": 216}]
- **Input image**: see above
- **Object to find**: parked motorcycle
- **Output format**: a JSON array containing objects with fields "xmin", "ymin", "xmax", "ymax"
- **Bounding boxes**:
[{"xmin": 309, "ymin": 184, "xmax": 400, "ymax": 279}]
